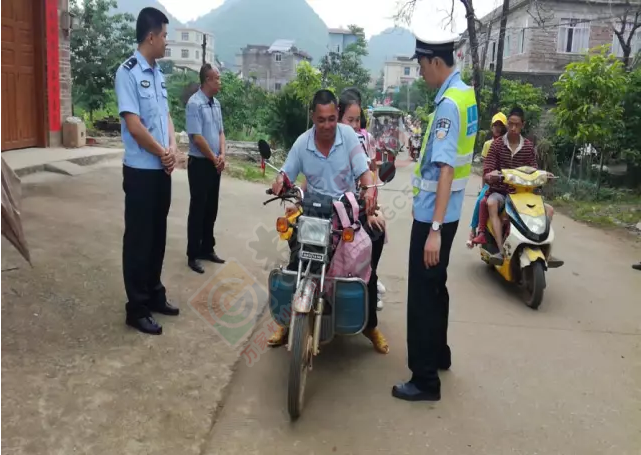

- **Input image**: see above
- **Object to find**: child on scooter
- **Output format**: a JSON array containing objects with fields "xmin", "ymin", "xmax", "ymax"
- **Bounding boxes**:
[{"xmin": 466, "ymin": 113, "xmax": 507, "ymax": 248}]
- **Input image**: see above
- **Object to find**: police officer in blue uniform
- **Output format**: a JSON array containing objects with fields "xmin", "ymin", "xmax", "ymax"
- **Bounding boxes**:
[
  {"xmin": 115, "ymin": 7, "xmax": 179, "ymax": 335},
  {"xmin": 392, "ymin": 34, "xmax": 478, "ymax": 401}
]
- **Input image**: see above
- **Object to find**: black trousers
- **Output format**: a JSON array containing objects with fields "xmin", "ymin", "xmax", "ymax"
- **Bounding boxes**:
[
  {"xmin": 187, "ymin": 156, "xmax": 221, "ymax": 260},
  {"xmin": 122, "ymin": 165, "xmax": 171, "ymax": 318},
  {"xmin": 287, "ymin": 223, "xmax": 385, "ymax": 329},
  {"xmin": 407, "ymin": 219, "xmax": 458, "ymax": 388},
  {"xmin": 364, "ymin": 222, "xmax": 385, "ymax": 330}
]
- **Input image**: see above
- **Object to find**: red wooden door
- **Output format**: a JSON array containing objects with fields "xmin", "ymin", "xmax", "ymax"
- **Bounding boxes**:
[{"xmin": 1, "ymin": 0, "xmax": 43, "ymax": 151}]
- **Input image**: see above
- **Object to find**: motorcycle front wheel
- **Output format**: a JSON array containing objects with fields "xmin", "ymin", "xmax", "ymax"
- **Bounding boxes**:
[
  {"xmin": 523, "ymin": 261, "xmax": 545, "ymax": 310},
  {"xmin": 288, "ymin": 311, "xmax": 313, "ymax": 421}
]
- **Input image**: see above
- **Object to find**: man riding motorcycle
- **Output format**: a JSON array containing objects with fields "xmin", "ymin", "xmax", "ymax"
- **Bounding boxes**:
[
  {"xmin": 474, "ymin": 106, "xmax": 560, "ymax": 265},
  {"xmin": 268, "ymin": 89, "xmax": 389, "ymax": 354}
]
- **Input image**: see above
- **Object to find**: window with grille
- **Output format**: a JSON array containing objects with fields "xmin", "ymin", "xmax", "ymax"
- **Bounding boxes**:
[
  {"xmin": 181, "ymin": 49, "xmax": 189, "ymax": 58},
  {"xmin": 165, "ymin": 48, "xmax": 171, "ymax": 57},
  {"xmin": 404, "ymin": 66, "xmax": 410, "ymax": 76},
  {"xmin": 274, "ymin": 53, "xmax": 282, "ymax": 62},
  {"xmin": 181, "ymin": 32, "xmax": 189, "ymax": 41},
  {"xmin": 557, "ymin": 18, "xmax": 590, "ymax": 53}
]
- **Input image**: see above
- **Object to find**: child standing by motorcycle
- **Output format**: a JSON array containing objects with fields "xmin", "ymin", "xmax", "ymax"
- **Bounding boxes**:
[
  {"xmin": 466, "ymin": 112, "xmax": 507, "ymax": 248},
  {"xmin": 340, "ymin": 89, "xmax": 389, "ymax": 313}
]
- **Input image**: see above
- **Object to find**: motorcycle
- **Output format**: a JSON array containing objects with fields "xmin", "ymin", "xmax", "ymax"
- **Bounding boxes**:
[
  {"xmin": 257, "ymin": 140, "xmax": 396, "ymax": 421},
  {"xmin": 376, "ymin": 134, "xmax": 399, "ymax": 166},
  {"xmin": 478, "ymin": 166, "xmax": 563, "ymax": 309},
  {"xmin": 409, "ymin": 133, "xmax": 422, "ymax": 161}
]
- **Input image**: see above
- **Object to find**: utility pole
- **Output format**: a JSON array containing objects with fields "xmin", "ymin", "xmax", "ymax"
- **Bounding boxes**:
[
  {"xmin": 406, "ymin": 82, "xmax": 410, "ymax": 112},
  {"xmin": 202, "ymin": 33, "xmax": 207, "ymax": 64}
]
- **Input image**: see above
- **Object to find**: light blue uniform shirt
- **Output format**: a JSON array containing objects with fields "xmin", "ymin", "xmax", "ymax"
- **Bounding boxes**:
[
  {"xmin": 413, "ymin": 70, "xmax": 473, "ymax": 224},
  {"xmin": 281, "ymin": 124, "xmax": 370, "ymax": 199},
  {"xmin": 185, "ymin": 89, "xmax": 224, "ymax": 158},
  {"xmin": 115, "ymin": 50, "xmax": 169, "ymax": 170}
]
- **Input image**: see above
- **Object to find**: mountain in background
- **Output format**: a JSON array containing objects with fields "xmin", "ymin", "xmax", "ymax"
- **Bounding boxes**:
[
  {"xmin": 112, "ymin": 1, "xmax": 413, "ymax": 76},
  {"xmin": 364, "ymin": 27, "xmax": 415, "ymax": 74},
  {"xmin": 188, "ymin": 0, "xmax": 328, "ymax": 67},
  {"xmin": 112, "ymin": 0, "xmax": 184, "ymax": 38}
]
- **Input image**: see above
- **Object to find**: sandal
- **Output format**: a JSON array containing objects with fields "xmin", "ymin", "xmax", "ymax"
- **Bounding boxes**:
[{"xmin": 363, "ymin": 328, "xmax": 389, "ymax": 354}]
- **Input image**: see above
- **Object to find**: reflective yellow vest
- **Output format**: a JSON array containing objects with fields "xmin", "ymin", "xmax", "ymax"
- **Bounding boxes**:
[{"xmin": 412, "ymin": 86, "xmax": 478, "ymax": 197}]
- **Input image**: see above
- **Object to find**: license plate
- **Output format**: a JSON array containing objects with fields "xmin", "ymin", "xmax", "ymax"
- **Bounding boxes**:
[{"xmin": 300, "ymin": 251, "xmax": 324, "ymax": 261}]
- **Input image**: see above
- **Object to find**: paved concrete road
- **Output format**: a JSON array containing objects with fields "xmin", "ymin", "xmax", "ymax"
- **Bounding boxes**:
[
  {"xmin": 1, "ymin": 161, "xmax": 295, "ymax": 455},
  {"xmin": 2, "ymin": 159, "xmax": 639, "ymax": 455},
  {"xmin": 204, "ymin": 162, "xmax": 641, "ymax": 455}
]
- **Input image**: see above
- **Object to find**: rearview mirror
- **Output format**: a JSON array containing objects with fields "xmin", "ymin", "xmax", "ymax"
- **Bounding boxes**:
[
  {"xmin": 257, "ymin": 139, "xmax": 271, "ymax": 160},
  {"xmin": 379, "ymin": 162, "xmax": 396, "ymax": 183}
]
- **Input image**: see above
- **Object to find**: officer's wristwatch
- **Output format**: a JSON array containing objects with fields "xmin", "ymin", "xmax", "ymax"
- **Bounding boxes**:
[{"xmin": 431, "ymin": 221, "xmax": 442, "ymax": 232}]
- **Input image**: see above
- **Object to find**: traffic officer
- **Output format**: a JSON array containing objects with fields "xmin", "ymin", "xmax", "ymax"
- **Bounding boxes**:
[
  {"xmin": 392, "ymin": 33, "xmax": 478, "ymax": 401},
  {"xmin": 115, "ymin": 7, "xmax": 179, "ymax": 335}
]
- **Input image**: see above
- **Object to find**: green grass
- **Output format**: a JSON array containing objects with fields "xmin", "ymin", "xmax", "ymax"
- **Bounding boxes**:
[
  {"xmin": 225, "ymin": 157, "xmax": 305, "ymax": 185},
  {"xmin": 552, "ymin": 197, "xmax": 641, "ymax": 228}
]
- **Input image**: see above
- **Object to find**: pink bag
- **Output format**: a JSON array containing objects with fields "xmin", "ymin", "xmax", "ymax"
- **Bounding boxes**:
[{"xmin": 325, "ymin": 192, "xmax": 372, "ymax": 297}]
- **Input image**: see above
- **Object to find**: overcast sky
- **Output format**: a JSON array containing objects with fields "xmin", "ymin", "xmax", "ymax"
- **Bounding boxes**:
[{"xmin": 158, "ymin": 0, "xmax": 502, "ymax": 39}]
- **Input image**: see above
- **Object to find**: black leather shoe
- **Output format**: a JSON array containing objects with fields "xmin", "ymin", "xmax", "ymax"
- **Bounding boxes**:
[
  {"xmin": 439, "ymin": 345, "xmax": 452, "ymax": 371},
  {"xmin": 150, "ymin": 300, "xmax": 180, "ymax": 316},
  {"xmin": 126, "ymin": 315, "xmax": 162, "ymax": 335},
  {"xmin": 199, "ymin": 251, "xmax": 225, "ymax": 264},
  {"xmin": 392, "ymin": 381, "xmax": 440, "ymax": 402},
  {"xmin": 188, "ymin": 259, "xmax": 205, "ymax": 274}
]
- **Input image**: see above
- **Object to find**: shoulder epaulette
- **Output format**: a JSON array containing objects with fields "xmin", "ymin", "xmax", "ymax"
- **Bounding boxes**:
[{"xmin": 122, "ymin": 57, "xmax": 137, "ymax": 70}]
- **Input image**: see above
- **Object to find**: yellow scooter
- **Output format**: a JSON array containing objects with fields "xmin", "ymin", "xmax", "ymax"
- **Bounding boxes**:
[{"xmin": 479, "ymin": 166, "xmax": 563, "ymax": 309}]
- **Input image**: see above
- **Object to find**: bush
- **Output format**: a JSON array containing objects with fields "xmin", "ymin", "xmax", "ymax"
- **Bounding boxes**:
[{"xmin": 263, "ymin": 84, "xmax": 308, "ymax": 149}]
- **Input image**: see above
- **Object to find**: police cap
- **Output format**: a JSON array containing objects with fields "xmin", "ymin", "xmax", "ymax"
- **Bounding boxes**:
[{"xmin": 411, "ymin": 32, "xmax": 458, "ymax": 61}]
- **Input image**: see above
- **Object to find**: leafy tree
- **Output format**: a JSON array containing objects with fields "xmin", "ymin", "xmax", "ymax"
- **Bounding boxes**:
[
  {"xmin": 159, "ymin": 60, "xmax": 175, "ymax": 75},
  {"xmin": 291, "ymin": 61, "xmax": 322, "ymax": 128},
  {"xmin": 344, "ymin": 25, "xmax": 368, "ymax": 57},
  {"xmin": 264, "ymin": 84, "xmax": 308, "ymax": 149},
  {"xmin": 165, "ymin": 71, "xmax": 199, "ymax": 132},
  {"xmin": 318, "ymin": 24, "xmax": 370, "ymax": 94},
  {"xmin": 70, "ymin": 0, "xmax": 135, "ymax": 120},
  {"xmin": 553, "ymin": 46, "xmax": 628, "ymax": 193},
  {"xmin": 392, "ymin": 77, "xmax": 436, "ymax": 113}
]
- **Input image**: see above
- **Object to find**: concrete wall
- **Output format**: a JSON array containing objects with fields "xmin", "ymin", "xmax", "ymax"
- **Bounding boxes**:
[
  {"xmin": 383, "ymin": 59, "xmax": 420, "ymax": 92},
  {"xmin": 468, "ymin": 0, "xmax": 634, "ymax": 74},
  {"xmin": 328, "ymin": 33, "xmax": 358, "ymax": 54},
  {"xmin": 242, "ymin": 49, "xmax": 304, "ymax": 92}
]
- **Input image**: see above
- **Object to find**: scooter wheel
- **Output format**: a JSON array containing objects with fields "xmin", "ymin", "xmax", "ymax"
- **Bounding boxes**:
[{"xmin": 524, "ymin": 261, "xmax": 546, "ymax": 310}]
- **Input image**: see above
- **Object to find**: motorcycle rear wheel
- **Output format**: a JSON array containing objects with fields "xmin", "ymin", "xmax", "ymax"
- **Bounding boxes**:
[
  {"xmin": 288, "ymin": 312, "xmax": 313, "ymax": 421},
  {"xmin": 523, "ymin": 261, "xmax": 545, "ymax": 310}
]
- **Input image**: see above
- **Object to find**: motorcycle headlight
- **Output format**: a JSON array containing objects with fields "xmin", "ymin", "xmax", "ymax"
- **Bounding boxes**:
[
  {"xmin": 520, "ymin": 214, "xmax": 547, "ymax": 235},
  {"xmin": 297, "ymin": 216, "xmax": 331, "ymax": 246},
  {"xmin": 504, "ymin": 173, "xmax": 529, "ymax": 186},
  {"xmin": 532, "ymin": 174, "xmax": 548, "ymax": 186}
]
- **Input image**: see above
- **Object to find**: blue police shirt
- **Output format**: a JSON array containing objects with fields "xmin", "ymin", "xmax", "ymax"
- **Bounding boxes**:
[
  {"xmin": 115, "ymin": 50, "xmax": 169, "ymax": 170},
  {"xmin": 280, "ymin": 124, "xmax": 370, "ymax": 199},
  {"xmin": 413, "ymin": 70, "xmax": 471, "ymax": 224},
  {"xmin": 185, "ymin": 89, "xmax": 224, "ymax": 158}
]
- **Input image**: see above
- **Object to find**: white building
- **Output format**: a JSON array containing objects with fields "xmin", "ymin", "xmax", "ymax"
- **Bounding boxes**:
[
  {"xmin": 382, "ymin": 55, "xmax": 421, "ymax": 94},
  {"xmin": 163, "ymin": 27, "xmax": 214, "ymax": 72}
]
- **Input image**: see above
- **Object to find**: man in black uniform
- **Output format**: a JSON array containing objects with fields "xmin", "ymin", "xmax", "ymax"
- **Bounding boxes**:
[{"xmin": 115, "ymin": 8, "xmax": 179, "ymax": 335}]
